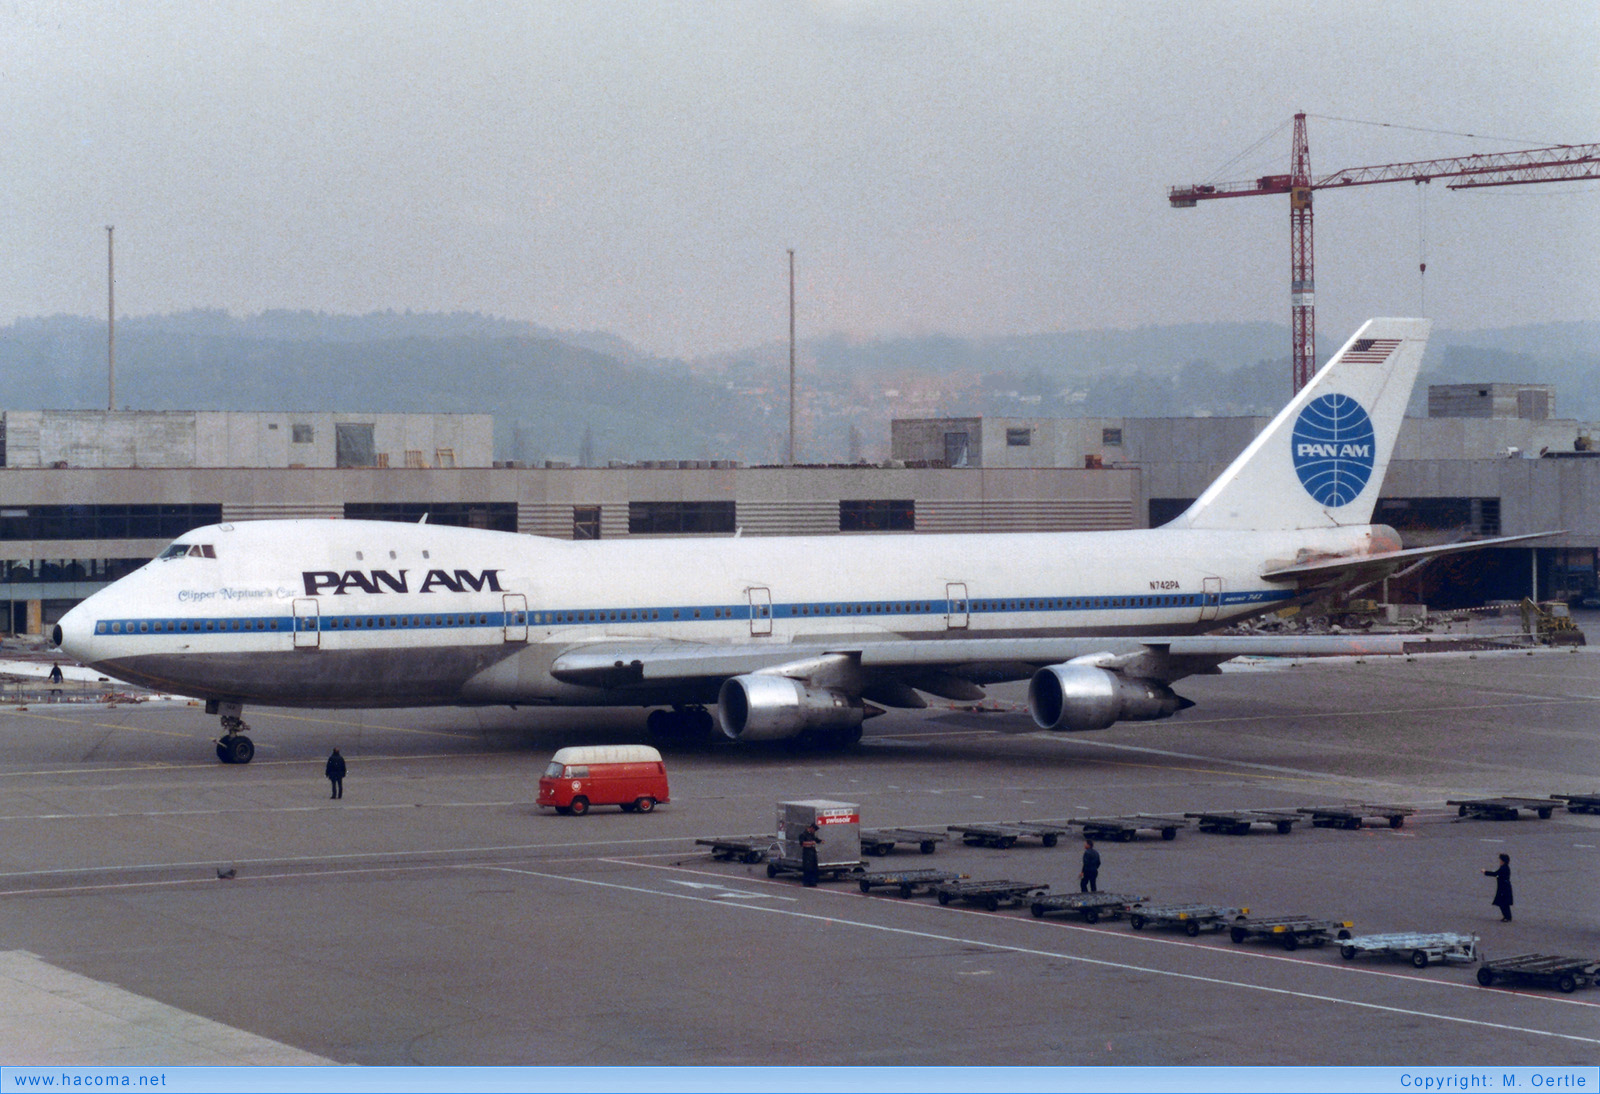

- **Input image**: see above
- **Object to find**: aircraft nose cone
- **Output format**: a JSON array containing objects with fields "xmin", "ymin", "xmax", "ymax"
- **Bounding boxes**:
[{"xmin": 54, "ymin": 601, "xmax": 96, "ymax": 661}]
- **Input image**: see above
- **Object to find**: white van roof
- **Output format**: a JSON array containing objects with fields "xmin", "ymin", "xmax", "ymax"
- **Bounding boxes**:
[{"xmin": 549, "ymin": 744, "xmax": 664, "ymax": 766}]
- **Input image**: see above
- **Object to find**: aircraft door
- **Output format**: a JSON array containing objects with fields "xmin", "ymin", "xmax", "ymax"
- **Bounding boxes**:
[
  {"xmin": 503, "ymin": 594, "xmax": 528, "ymax": 642},
  {"xmin": 1200, "ymin": 577, "xmax": 1222, "ymax": 622},
  {"xmin": 747, "ymin": 586, "xmax": 773, "ymax": 636},
  {"xmin": 945, "ymin": 582, "xmax": 969, "ymax": 629},
  {"xmin": 293, "ymin": 598, "xmax": 320, "ymax": 649}
]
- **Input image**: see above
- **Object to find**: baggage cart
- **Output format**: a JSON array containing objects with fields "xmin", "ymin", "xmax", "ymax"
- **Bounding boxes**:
[
  {"xmin": 858, "ymin": 827, "xmax": 948, "ymax": 856},
  {"xmin": 1337, "ymin": 931, "xmax": 1480, "ymax": 968},
  {"xmin": 1228, "ymin": 914, "xmax": 1353, "ymax": 950},
  {"xmin": 934, "ymin": 878, "xmax": 1049, "ymax": 912},
  {"xmin": 1295, "ymin": 803, "xmax": 1416, "ymax": 830},
  {"xmin": 1125, "ymin": 901, "xmax": 1247, "ymax": 936},
  {"xmin": 947, "ymin": 822, "xmax": 1068, "ymax": 848},
  {"xmin": 1476, "ymin": 953, "xmax": 1600, "ymax": 994},
  {"xmin": 1070, "ymin": 815, "xmax": 1185, "ymax": 842},
  {"xmin": 1446, "ymin": 796, "xmax": 1558, "ymax": 820},
  {"xmin": 1185, "ymin": 809, "xmax": 1304, "ymax": 835},
  {"xmin": 1550, "ymin": 792, "xmax": 1600, "ymax": 815},
  {"xmin": 857, "ymin": 868, "xmax": 966, "ymax": 898},
  {"xmin": 695, "ymin": 835, "xmax": 777, "ymax": 864},
  {"xmin": 765, "ymin": 856, "xmax": 865, "ymax": 882},
  {"xmin": 1029, "ymin": 892, "xmax": 1147, "ymax": 924}
]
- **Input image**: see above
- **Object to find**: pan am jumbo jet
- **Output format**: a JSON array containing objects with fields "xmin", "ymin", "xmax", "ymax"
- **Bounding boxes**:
[{"xmin": 54, "ymin": 318, "xmax": 1546, "ymax": 764}]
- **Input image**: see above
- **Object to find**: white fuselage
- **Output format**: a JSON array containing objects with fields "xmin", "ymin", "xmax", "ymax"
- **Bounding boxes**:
[{"xmin": 55, "ymin": 517, "xmax": 1387, "ymax": 708}]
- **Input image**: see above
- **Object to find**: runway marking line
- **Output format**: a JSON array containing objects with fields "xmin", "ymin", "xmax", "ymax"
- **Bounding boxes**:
[{"xmin": 479, "ymin": 861, "xmax": 1600, "ymax": 1046}]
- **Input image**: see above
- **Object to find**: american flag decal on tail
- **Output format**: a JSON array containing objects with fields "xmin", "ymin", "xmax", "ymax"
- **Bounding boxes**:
[{"xmin": 1340, "ymin": 338, "xmax": 1401, "ymax": 364}]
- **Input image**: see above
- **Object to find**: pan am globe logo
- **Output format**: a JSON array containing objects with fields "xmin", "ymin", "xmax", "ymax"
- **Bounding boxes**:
[{"xmin": 1291, "ymin": 394, "xmax": 1376, "ymax": 506}]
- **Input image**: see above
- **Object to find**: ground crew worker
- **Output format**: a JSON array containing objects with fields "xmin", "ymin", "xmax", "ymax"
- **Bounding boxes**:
[
  {"xmin": 1079, "ymin": 838, "xmax": 1101, "ymax": 893},
  {"xmin": 799, "ymin": 821, "xmax": 823, "ymax": 887},
  {"xmin": 1483, "ymin": 852, "xmax": 1512, "ymax": 921},
  {"xmin": 325, "ymin": 747, "xmax": 346, "ymax": 800}
]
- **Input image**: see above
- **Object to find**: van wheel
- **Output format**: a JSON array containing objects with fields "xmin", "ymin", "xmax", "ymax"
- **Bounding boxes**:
[
  {"xmin": 635, "ymin": 797, "xmax": 655, "ymax": 813},
  {"xmin": 569, "ymin": 797, "xmax": 589, "ymax": 816}
]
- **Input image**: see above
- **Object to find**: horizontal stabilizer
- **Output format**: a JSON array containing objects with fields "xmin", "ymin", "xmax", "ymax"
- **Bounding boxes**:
[{"xmin": 1260, "ymin": 531, "xmax": 1561, "ymax": 587}]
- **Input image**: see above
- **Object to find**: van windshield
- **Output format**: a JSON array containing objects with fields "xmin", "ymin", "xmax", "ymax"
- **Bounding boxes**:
[{"xmin": 543, "ymin": 762, "xmax": 563, "ymax": 778}]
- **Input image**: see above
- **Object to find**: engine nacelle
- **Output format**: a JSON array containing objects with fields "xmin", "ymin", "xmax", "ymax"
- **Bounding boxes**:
[
  {"xmin": 718, "ymin": 674, "xmax": 865, "ymax": 742},
  {"xmin": 1027, "ymin": 663, "xmax": 1185, "ymax": 732}
]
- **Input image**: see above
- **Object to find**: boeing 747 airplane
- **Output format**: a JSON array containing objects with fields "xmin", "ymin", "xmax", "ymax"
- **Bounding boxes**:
[{"xmin": 54, "ymin": 318, "xmax": 1546, "ymax": 763}]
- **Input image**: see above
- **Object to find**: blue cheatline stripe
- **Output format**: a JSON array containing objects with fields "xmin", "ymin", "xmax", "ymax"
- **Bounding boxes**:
[{"xmin": 90, "ymin": 587, "xmax": 1298, "ymax": 638}]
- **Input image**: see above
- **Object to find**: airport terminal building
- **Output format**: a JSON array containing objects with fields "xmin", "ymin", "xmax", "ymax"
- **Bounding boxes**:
[{"xmin": 3, "ymin": 387, "xmax": 1596, "ymax": 634}]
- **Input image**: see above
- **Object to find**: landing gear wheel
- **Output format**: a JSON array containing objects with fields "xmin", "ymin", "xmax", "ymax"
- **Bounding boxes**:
[
  {"xmin": 568, "ymin": 796, "xmax": 589, "ymax": 816},
  {"xmin": 219, "ymin": 736, "xmax": 254, "ymax": 764}
]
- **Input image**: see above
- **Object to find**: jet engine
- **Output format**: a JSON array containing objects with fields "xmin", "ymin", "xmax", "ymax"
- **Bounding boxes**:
[
  {"xmin": 717, "ymin": 674, "xmax": 865, "ymax": 741},
  {"xmin": 1027, "ymin": 662, "xmax": 1187, "ymax": 732}
]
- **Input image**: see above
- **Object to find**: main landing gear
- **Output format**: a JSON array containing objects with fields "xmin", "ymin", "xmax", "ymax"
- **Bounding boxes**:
[
  {"xmin": 646, "ymin": 705, "xmax": 716, "ymax": 747},
  {"xmin": 207, "ymin": 699, "xmax": 255, "ymax": 764}
]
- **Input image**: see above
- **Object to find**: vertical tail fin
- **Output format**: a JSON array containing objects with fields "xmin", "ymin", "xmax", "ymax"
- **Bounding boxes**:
[{"xmin": 1167, "ymin": 318, "xmax": 1431, "ymax": 531}]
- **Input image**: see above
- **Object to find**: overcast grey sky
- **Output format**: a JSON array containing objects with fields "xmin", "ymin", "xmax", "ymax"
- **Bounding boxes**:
[{"xmin": 4, "ymin": 0, "xmax": 1596, "ymax": 358}]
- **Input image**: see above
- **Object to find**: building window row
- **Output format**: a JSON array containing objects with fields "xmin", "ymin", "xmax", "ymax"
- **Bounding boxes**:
[
  {"xmin": 0, "ymin": 558, "xmax": 149, "ymax": 583},
  {"xmin": 839, "ymin": 499, "xmax": 915, "ymax": 532},
  {"xmin": 0, "ymin": 505, "xmax": 224, "ymax": 541},
  {"xmin": 344, "ymin": 502, "xmax": 518, "ymax": 532}
]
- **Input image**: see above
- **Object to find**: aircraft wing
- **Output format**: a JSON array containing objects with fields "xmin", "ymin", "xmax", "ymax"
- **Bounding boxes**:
[
  {"xmin": 548, "ymin": 631, "xmax": 1510, "ymax": 690},
  {"xmin": 1260, "ymin": 531, "xmax": 1560, "ymax": 589}
]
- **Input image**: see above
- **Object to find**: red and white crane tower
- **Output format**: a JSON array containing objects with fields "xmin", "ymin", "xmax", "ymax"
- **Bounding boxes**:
[{"xmin": 1170, "ymin": 113, "xmax": 1600, "ymax": 392}]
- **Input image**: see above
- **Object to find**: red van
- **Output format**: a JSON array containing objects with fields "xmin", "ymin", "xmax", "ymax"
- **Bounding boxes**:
[{"xmin": 537, "ymin": 744, "xmax": 670, "ymax": 816}]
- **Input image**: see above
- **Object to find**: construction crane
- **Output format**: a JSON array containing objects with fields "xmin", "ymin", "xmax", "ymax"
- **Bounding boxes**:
[{"xmin": 1170, "ymin": 113, "xmax": 1600, "ymax": 391}]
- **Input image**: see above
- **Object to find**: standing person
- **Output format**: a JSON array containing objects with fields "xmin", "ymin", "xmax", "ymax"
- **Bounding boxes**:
[
  {"xmin": 799, "ymin": 821, "xmax": 823, "ymax": 887},
  {"xmin": 1079, "ymin": 838, "xmax": 1101, "ymax": 893},
  {"xmin": 325, "ymin": 748, "xmax": 346, "ymax": 800},
  {"xmin": 1483, "ymin": 852, "xmax": 1513, "ymax": 921},
  {"xmin": 48, "ymin": 662, "xmax": 64, "ymax": 685}
]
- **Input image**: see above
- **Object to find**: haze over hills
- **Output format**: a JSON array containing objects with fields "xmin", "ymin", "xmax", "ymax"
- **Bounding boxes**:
[{"xmin": 3, "ymin": 311, "xmax": 1596, "ymax": 465}]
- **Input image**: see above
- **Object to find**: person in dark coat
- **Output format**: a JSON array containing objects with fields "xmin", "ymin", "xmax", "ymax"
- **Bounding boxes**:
[
  {"xmin": 1483, "ymin": 852, "xmax": 1512, "ymax": 921},
  {"xmin": 799, "ymin": 822, "xmax": 822, "ymax": 887},
  {"xmin": 1079, "ymin": 838, "xmax": 1101, "ymax": 893},
  {"xmin": 325, "ymin": 748, "xmax": 346, "ymax": 800},
  {"xmin": 48, "ymin": 662, "xmax": 64, "ymax": 685}
]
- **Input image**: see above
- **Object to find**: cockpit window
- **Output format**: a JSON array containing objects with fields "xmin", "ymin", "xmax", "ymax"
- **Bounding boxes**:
[{"xmin": 158, "ymin": 543, "xmax": 216, "ymax": 560}]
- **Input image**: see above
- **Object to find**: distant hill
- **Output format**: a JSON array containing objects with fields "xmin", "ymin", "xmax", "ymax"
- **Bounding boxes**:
[{"xmin": 3, "ymin": 311, "xmax": 1595, "ymax": 463}]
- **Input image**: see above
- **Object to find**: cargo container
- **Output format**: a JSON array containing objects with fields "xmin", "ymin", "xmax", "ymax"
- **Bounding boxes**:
[{"xmin": 537, "ymin": 744, "xmax": 669, "ymax": 815}]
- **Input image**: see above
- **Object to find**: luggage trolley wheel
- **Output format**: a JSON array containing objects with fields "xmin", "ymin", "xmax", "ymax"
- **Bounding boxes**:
[
  {"xmin": 1558, "ymin": 973, "xmax": 1578, "ymax": 994},
  {"xmin": 899, "ymin": 886, "xmax": 915, "ymax": 899},
  {"xmin": 1129, "ymin": 914, "xmax": 1146, "ymax": 930},
  {"xmin": 1030, "ymin": 902, "xmax": 1047, "ymax": 918},
  {"xmin": 937, "ymin": 892, "xmax": 952, "ymax": 906},
  {"xmin": 1476, "ymin": 967, "xmax": 1495, "ymax": 987},
  {"xmin": 767, "ymin": 863, "xmax": 780, "ymax": 878},
  {"xmin": 1184, "ymin": 920, "xmax": 1201, "ymax": 937},
  {"xmin": 858, "ymin": 880, "xmax": 873, "ymax": 894},
  {"xmin": 919, "ymin": 841, "xmax": 937, "ymax": 854},
  {"xmin": 1230, "ymin": 926, "xmax": 1248, "ymax": 944},
  {"xmin": 1161, "ymin": 828, "xmax": 1177, "ymax": 841},
  {"xmin": 1411, "ymin": 950, "xmax": 1430, "ymax": 969},
  {"xmin": 983, "ymin": 896, "xmax": 1000, "ymax": 912},
  {"xmin": 1340, "ymin": 944, "xmax": 1357, "ymax": 960},
  {"xmin": 1082, "ymin": 908, "xmax": 1099, "ymax": 924},
  {"xmin": 1276, "ymin": 821, "xmax": 1294, "ymax": 834},
  {"xmin": 1041, "ymin": 833, "xmax": 1058, "ymax": 847},
  {"xmin": 1281, "ymin": 934, "xmax": 1299, "ymax": 951},
  {"xmin": 1389, "ymin": 815, "xmax": 1405, "ymax": 829}
]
